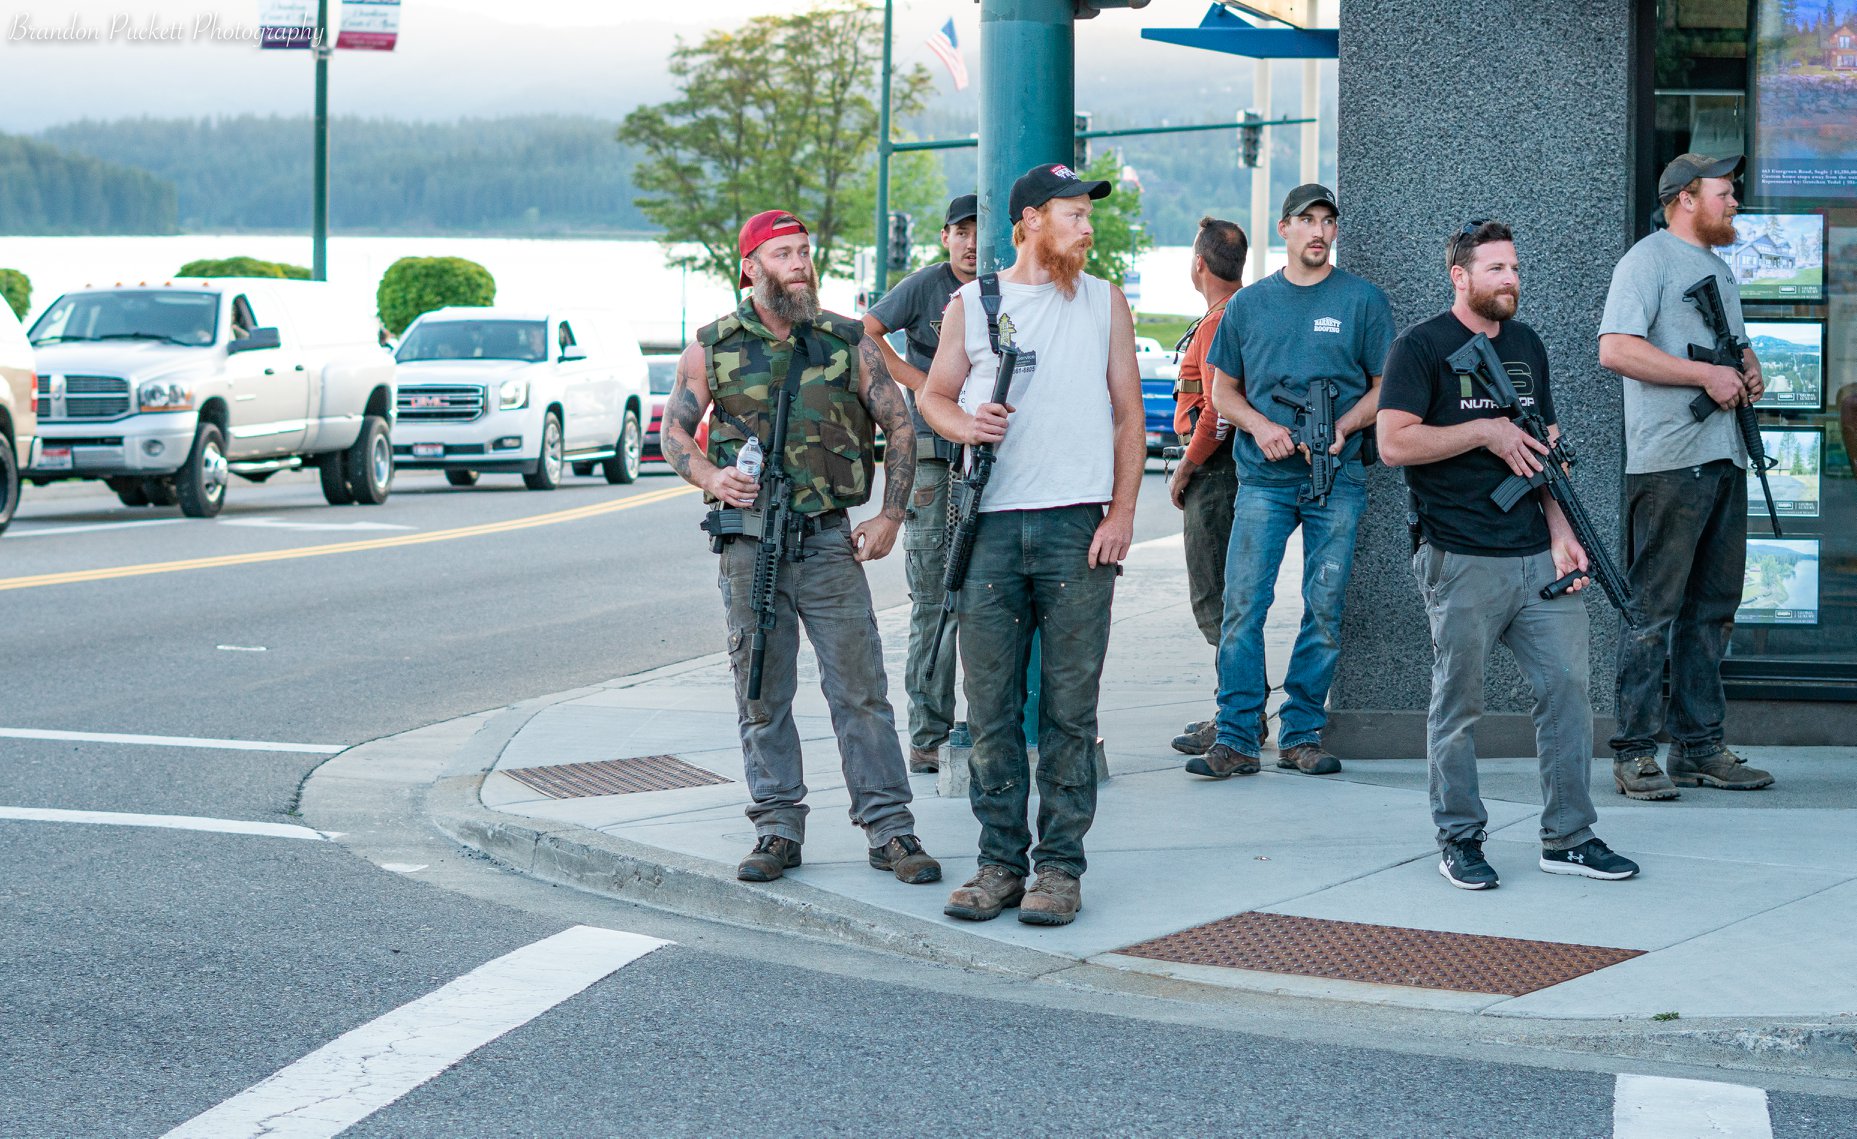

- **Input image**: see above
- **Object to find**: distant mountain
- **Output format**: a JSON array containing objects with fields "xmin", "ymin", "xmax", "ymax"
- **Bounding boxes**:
[{"xmin": 0, "ymin": 132, "xmax": 176, "ymax": 234}]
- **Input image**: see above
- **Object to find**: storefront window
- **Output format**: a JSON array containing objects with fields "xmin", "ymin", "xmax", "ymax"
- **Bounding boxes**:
[{"xmin": 1654, "ymin": 0, "xmax": 1857, "ymax": 696}]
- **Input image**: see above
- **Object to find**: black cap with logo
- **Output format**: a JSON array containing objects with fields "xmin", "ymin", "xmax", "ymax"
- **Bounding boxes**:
[{"xmin": 1008, "ymin": 163, "xmax": 1113, "ymax": 221}]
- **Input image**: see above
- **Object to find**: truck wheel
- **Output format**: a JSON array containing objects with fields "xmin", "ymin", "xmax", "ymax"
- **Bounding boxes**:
[
  {"xmin": 0, "ymin": 435, "xmax": 17, "ymax": 535},
  {"xmin": 109, "ymin": 477, "xmax": 150, "ymax": 507},
  {"xmin": 176, "ymin": 421, "xmax": 229, "ymax": 519},
  {"xmin": 345, "ymin": 414, "xmax": 394, "ymax": 505},
  {"xmin": 143, "ymin": 478, "xmax": 180, "ymax": 507},
  {"xmin": 523, "ymin": 412, "xmax": 563, "ymax": 491},
  {"xmin": 445, "ymin": 469, "xmax": 479, "ymax": 488},
  {"xmin": 319, "ymin": 453, "xmax": 354, "ymax": 505},
  {"xmin": 604, "ymin": 410, "xmax": 642, "ymax": 485}
]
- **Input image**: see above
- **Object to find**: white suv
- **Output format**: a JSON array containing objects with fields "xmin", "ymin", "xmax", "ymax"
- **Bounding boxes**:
[{"xmin": 393, "ymin": 307, "xmax": 649, "ymax": 489}]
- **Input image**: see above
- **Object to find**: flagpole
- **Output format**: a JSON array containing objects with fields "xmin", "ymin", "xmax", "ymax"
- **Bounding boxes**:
[{"xmin": 872, "ymin": 0, "xmax": 893, "ymax": 307}]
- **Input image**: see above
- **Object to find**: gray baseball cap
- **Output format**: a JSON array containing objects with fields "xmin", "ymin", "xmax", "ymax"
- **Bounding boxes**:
[{"xmin": 1657, "ymin": 153, "xmax": 1743, "ymax": 203}]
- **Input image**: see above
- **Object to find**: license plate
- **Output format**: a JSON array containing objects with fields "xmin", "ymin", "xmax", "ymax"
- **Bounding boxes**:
[
  {"xmin": 412, "ymin": 443, "xmax": 444, "ymax": 458},
  {"xmin": 39, "ymin": 446, "xmax": 72, "ymax": 471}
]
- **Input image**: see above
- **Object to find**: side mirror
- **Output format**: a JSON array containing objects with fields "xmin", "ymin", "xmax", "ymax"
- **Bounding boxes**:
[
  {"xmin": 229, "ymin": 327, "xmax": 281, "ymax": 354},
  {"xmin": 559, "ymin": 351, "xmax": 586, "ymax": 363}
]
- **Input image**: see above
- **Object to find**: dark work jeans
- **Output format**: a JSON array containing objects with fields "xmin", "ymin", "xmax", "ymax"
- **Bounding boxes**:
[
  {"xmin": 955, "ymin": 505, "xmax": 1117, "ymax": 879},
  {"xmin": 1182, "ymin": 443, "xmax": 1238, "ymax": 646},
  {"xmin": 1611, "ymin": 460, "xmax": 1746, "ymax": 760}
]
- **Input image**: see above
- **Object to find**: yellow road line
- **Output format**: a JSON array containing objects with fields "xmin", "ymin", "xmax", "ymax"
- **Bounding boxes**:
[{"xmin": 0, "ymin": 484, "xmax": 698, "ymax": 592}]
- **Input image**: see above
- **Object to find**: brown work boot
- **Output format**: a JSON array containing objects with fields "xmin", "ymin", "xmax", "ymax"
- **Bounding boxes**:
[
  {"xmin": 869, "ymin": 834, "xmax": 942, "ymax": 884},
  {"xmin": 1668, "ymin": 746, "xmax": 1774, "ymax": 790},
  {"xmin": 1184, "ymin": 742, "xmax": 1259, "ymax": 779},
  {"xmin": 1018, "ymin": 868, "xmax": 1082, "ymax": 926},
  {"xmin": 1613, "ymin": 755, "xmax": 1679, "ymax": 801},
  {"xmin": 1278, "ymin": 742, "xmax": 1342, "ymax": 775},
  {"xmin": 908, "ymin": 746, "xmax": 942, "ymax": 774},
  {"xmin": 1171, "ymin": 719, "xmax": 1217, "ymax": 755},
  {"xmin": 943, "ymin": 864, "xmax": 1025, "ymax": 921},
  {"xmin": 736, "ymin": 835, "xmax": 801, "ymax": 882}
]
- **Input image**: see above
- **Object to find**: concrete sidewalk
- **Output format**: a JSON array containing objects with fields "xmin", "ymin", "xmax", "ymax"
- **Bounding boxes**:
[{"xmin": 436, "ymin": 531, "xmax": 1857, "ymax": 1030}]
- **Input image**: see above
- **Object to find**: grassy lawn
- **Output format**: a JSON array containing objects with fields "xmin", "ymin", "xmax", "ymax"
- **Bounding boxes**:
[{"xmin": 1136, "ymin": 312, "xmax": 1197, "ymax": 350}]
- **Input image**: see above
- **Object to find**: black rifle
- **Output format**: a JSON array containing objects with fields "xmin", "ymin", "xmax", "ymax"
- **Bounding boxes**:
[
  {"xmin": 1681, "ymin": 275, "xmax": 1782, "ymax": 537},
  {"xmin": 925, "ymin": 311, "xmax": 1019, "ymax": 683},
  {"xmin": 1272, "ymin": 379, "xmax": 1340, "ymax": 506},
  {"xmin": 1448, "ymin": 333, "xmax": 1639, "ymax": 626}
]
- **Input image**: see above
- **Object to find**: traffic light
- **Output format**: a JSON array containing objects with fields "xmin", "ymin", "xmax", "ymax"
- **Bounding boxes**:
[
  {"xmin": 1239, "ymin": 108, "xmax": 1262, "ymax": 168},
  {"xmin": 887, "ymin": 211, "xmax": 912, "ymax": 273},
  {"xmin": 1074, "ymin": 111, "xmax": 1092, "ymax": 172}
]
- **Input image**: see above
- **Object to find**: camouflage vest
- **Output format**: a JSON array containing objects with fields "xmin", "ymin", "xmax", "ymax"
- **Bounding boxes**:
[{"xmin": 698, "ymin": 298, "xmax": 875, "ymax": 515}]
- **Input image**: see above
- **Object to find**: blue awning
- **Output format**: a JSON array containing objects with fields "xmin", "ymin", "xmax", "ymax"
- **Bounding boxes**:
[{"xmin": 1140, "ymin": 3, "xmax": 1338, "ymax": 60}]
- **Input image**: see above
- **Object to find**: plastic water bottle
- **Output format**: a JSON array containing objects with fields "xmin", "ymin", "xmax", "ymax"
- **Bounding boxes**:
[{"xmin": 735, "ymin": 436, "xmax": 764, "ymax": 479}]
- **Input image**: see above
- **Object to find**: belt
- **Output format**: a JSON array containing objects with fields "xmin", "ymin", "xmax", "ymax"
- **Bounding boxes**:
[{"xmin": 799, "ymin": 509, "xmax": 849, "ymax": 535}]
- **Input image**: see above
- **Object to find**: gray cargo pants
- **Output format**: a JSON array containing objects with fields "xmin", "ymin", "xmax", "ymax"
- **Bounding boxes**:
[
  {"xmin": 903, "ymin": 457, "xmax": 958, "ymax": 750},
  {"xmin": 719, "ymin": 519, "xmax": 916, "ymax": 848},
  {"xmin": 1182, "ymin": 443, "xmax": 1238, "ymax": 646},
  {"xmin": 1411, "ymin": 546, "xmax": 1598, "ymax": 852}
]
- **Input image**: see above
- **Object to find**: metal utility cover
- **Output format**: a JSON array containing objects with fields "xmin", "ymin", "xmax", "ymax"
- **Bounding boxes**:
[
  {"xmin": 502, "ymin": 755, "xmax": 732, "ymax": 799},
  {"xmin": 1118, "ymin": 912, "xmax": 1643, "ymax": 996}
]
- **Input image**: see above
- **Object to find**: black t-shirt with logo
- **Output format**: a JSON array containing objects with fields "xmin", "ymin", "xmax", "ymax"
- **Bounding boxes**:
[{"xmin": 1379, "ymin": 311, "xmax": 1557, "ymax": 557}]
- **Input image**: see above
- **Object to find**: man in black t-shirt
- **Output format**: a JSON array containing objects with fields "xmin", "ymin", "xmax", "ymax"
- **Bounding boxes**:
[{"xmin": 1377, "ymin": 220, "xmax": 1639, "ymax": 892}]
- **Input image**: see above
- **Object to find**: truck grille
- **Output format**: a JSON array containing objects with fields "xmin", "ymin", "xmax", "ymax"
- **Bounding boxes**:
[
  {"xmin": 397, "ymin": 385, "xmax": 486, "ymax": 422},
  {"xmin": 36, "ymin": 374, "xmax": 132, "ymax": 420}
]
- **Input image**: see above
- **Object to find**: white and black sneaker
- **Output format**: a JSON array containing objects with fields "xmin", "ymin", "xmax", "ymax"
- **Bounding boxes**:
[
  {"xmin": 1439, "ymin": 839, "xmax": 1499, "ymax": 890},
  {"xmin": 1540, "ymin": 837, "xmax": 1639, "ymax": 880}
]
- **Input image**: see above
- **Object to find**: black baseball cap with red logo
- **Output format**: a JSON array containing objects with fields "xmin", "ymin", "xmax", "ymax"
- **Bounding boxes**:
[
  {"xmin": 738, "ymin": 209, "xmax": 809, "ymax": 287},
  {"xmin": 1007, "ymin": 163, "xmax": 1112, "ymax": 221}
]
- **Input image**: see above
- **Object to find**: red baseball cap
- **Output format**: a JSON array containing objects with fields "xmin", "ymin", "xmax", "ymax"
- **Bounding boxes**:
[{"xmin": 738, "ymin": 209, "xmax": 810, "ymax": 288}]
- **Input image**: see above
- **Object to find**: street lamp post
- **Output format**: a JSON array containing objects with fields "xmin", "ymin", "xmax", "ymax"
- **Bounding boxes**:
[{"xmin": 312, "ymin": 0, "xmax": 331, "ymax": 282}]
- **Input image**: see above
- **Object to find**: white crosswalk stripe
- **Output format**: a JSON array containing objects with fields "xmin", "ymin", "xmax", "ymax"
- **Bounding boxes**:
[{"xmin": 1614, "ymin": 1073, "xmax": 1773, "ymax": 1138}]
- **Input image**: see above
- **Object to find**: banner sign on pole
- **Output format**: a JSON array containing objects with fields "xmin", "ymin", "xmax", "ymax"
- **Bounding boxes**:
[
  {"xmin": 259, "ymin": 0, "xmax": 317, "ymax": 49},
  {"xmin": 337, "ymin": 0, "xmax": 400, "ymax": 51}
]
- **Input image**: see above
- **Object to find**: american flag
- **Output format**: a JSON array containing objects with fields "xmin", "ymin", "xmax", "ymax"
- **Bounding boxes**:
[{"xmin": 925, "ymin": 18, "xmax": 969, "ymax": 91}]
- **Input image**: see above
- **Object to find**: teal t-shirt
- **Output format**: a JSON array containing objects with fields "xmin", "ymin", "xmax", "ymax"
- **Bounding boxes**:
[{"xmin": 1205, "ymin": 266, "xmax": 1396, "ymax": 485}]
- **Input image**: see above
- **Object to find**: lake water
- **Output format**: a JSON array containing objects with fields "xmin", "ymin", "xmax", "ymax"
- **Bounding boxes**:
[{"xmin": 0, "ymin": 234, "xmax": 1282, "ymax": 348}]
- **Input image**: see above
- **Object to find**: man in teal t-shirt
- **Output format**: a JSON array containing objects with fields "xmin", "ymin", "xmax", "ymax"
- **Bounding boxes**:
[{"xmin": 1188, "ymin": 184, "xmax": 1395, "ymax": 780}]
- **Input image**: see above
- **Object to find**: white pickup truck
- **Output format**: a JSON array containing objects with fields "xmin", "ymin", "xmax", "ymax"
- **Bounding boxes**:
[
  {"xmin": 392, "ymin": 307, "xmax": 649, "ymax": 489},
  {"xmin": 1, "ymin": 301, "xmax": 38, "ymax": 535},
  {"xmin": 25, "ymin": 280, "xmax": 397, "ymax": 516}
]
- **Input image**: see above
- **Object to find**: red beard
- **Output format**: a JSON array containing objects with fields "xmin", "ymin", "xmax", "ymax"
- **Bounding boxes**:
[{"xmin": 1035, "ymin": 229, "xmax": 1092, "ymax": 297}]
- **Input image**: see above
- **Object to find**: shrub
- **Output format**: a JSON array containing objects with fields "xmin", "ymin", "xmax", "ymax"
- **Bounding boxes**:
[
  {"xmin": 0, "ymin": 269, "xmax": 29, "ymax": 320},
  {"xmin": 177, "ymin": 256, "xmax": 312, "ymax": 280},
  {"xmin": 376, "ymin": 256, "xmax": 496, "ymax": 336}
]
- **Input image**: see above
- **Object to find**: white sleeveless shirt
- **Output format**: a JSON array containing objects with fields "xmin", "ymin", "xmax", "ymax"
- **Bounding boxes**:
[{"xmin": 955, "ymin": 272, "xmax": 1115, "ymax": 512}]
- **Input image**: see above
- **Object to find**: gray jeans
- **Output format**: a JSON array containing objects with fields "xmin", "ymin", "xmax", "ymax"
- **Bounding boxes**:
[
  {"xmin": 718, "ymin": 521, "xmax": 916, "ymax": 847},
  {"xmin": 903, "ymin": 458, "xmax": 958, "ymax": 749},
  {"xmin": 1412, "ymin": 546, "xmax": 1598, "ymax": 852},
  {"xmin": 1182, "ymin": 443, "xmax": 1237, "ymax": 646}
]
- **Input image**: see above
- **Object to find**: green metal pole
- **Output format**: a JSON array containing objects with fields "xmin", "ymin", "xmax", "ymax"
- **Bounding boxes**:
[
  {"xmin": 978, "ymin": 0, "xmax": 1073, "ymax": 273},
  {"xmin": 312, "ymin": 0, "xmax": 330, "ymax": 282},
  {"xmin": 872, "ymin": 0, "xmax": 893, "ymax": 305}
]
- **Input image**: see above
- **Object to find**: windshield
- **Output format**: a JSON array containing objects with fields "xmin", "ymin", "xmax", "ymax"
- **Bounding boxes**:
[
  {"xmin": 29, "ymin": 290, "xmax": 219, "ymax": 347},
  {"xmin": 396, "ymin": 319, "xmax": 547, "ymax": 363},
  {"xmin": 647, "ymin": 359, "xmax": 677, "ymax": 395}
]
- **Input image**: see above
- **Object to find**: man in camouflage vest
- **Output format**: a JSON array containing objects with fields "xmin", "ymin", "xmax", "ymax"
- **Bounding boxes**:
[{"xmin": 661, "ymin": 209, "xmax": 942, "ymax": 887}]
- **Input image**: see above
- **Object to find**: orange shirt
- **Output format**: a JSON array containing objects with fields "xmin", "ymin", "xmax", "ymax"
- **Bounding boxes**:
[{"xmin": 1171, "ymin": 296, "xmax": 1232, "ymax": 466}]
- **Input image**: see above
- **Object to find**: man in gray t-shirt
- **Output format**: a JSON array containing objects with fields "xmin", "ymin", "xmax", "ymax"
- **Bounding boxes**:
[
  {"xmin": 1596, "ymin": 152, "xmax": 1776, "ymax": 799},
  {"xmin": 862, "ymin": 194, "xmax": 977, "ymax": 774}
]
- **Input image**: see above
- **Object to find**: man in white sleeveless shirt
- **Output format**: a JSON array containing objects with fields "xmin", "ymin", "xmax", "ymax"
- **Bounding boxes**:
[{"xmin": 918, "ymin": 163, "xmax": 1144, "ymax": 927}]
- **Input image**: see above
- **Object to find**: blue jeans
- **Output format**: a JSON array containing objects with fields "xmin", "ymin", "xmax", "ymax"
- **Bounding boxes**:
[
  {"xmin": 1214, "ymin": 471, "xmax": 1368, "ymax": 755},
  {"xmin": 956, "ymin": 505, "xmax": 1116, "ymax": 879}
]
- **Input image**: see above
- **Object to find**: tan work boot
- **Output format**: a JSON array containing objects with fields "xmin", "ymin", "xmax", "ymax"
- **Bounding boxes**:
[
  {"xmin": 1613, "ymin": 755, "xmax": 1679, "ymax": 801},
  {"xmin": 868, "ymin": 834, "xmax": 942, "ymax": 884},
  {"xmin": 1184, "ymin": 742, "xmax": 1260, "ymax": 779},
  {"xmin": 1170, "ymin": 719, "xmax": 1217, "ymax": 755},
  {"xmin": 1668, "ymin": 746, "xmax": 1774, "ymax": 790},
  {"xmin": 1278, "ymin": 743, "xmax": 1342, "ymax": 775},
  {"xmin": 943, "ymin": 864, "xmax": 1025, "ymax": 922},
  {"xmin": 908, "ymin": 746, "xmax": 941, "ymax": 774},
  {"xmin": 736, "ymin": 835, "xmax": 801, "ymax": 882},
  {"xmin": 1018, "ymin": 869, "xmax": 1082, "ymax": 926}
]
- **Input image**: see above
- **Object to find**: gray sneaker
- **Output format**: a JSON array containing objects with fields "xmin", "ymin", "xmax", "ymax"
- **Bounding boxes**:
[
  {"xmin": 1613, "ymin": 755, "xmax": 1679, "ymax": 801},
  {"xmin": 1668, "ymin": 746, "xmax": 1774, "ymax": 790}
]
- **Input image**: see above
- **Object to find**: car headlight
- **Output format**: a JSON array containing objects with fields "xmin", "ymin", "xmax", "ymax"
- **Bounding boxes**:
[
  {"xmin": 138, "ymin": 381, "xmax": 195, "ymax": 412},
  {"xmin": 498, "ymin": 378, "xmax": 529, "ymax": 410}
]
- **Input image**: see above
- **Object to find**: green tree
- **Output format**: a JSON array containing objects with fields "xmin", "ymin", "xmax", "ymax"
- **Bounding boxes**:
[
  {"xmin": 619, "ymin": 5, "xmax": 943, "ymax": 289},
  {"xmin": 376, "ymin": 257, "xmax": 496, "ymax": 336},
  {"xmin": 0, "ymin": 269, "xmax": 28, "ymax": 320},
  {"xmin": 1080, "ymin": 151, "xmax": 1154, "ymax": 289},
  {"xmin": 178, "ymin": 256, "xmax": 311, "ymax": 280}
]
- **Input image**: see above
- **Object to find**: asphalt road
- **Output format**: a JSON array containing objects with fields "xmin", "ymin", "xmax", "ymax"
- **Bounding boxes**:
[{"xmin": 2, "ymin": 463, "xmax": 1852, "ymax": 1138}]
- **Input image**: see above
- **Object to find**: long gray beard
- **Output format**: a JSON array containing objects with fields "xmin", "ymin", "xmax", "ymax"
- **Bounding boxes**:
[{"xmin": 757, "ymin": 276, "xmax": 820, "ymax": 325}]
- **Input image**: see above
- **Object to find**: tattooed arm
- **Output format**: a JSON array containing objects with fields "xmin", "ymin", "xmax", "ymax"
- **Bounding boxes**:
[
  {"xmin": 848, "ymin": 333, "xmax": 916, "ymax": 562},
  {"xmin": 663, "ymin": 341, "xmax": 757, "ymax": 508}
]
